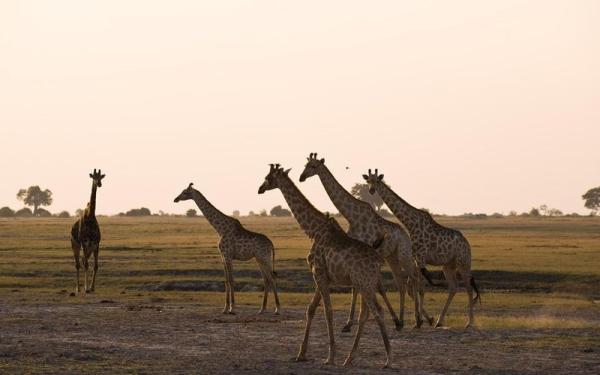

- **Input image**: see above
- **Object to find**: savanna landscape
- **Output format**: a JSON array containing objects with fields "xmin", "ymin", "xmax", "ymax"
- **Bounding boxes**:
[{"xmin": 1, "ymin": 215, "xmax": 599, "ymax": 374}]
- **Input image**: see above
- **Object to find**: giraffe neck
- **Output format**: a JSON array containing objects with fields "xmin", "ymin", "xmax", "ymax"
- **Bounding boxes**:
[
  {"xmin": 373, "ymin": 182, "xmax": 422, "ymax": 233},
  {"xmin": 276, "ymin": 173, "xmax": 328, "ymax": 239},
  {"xmin": 316, "ymin": 165, "xmax": 372, "ymax": 222},
  {"xmin": 190, "ymin": 189, "xmax": 238, "ymax": 236},
  {"xmin": 87, "ymin": 182, "xmax": 98, "ymax": 217}
]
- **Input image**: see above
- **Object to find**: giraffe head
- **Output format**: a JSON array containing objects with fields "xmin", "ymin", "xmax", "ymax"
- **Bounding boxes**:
[
  {"xmin": 258, "ymin": 164, "xmax": 290, "ymax": 194},
  {"xmin": 89, "ymin": 169, "xmax": 106, "ymax": 188},
  {"xmin": 174, "ymin": 183, "xmax": 195, "ymax": 202},
  {"xmin": 363, "ymin": 169, "xmax": 384, "ymax": 194},
  {"xmin": 299, "ymin": 152, "xmax": 325, "ymax": 182}
]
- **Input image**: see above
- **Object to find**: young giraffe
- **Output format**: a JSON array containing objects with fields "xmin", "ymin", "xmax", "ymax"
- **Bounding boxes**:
[
  {"xmin": 364, "ymin": 169, "xmax": 480, "ymax": 328},
  {"xmin": 71, "ymin": 169, "xmax": 105, "ymax": 293},
  {"xmin": 258, "ymin": 165, "xmax": 391, "ymax": 368},
  {"xmin": 174, "ymin": 183, "xmax": 280, "ymax": 314},
  {"xmin": 299, "ymin": 153, "xmax": 423, "ymax": 330}
]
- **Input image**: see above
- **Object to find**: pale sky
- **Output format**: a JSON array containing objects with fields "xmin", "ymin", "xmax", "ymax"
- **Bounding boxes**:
[{"xmin": 1, "ymin": 1, "xmax": 599, "ymax": 216}]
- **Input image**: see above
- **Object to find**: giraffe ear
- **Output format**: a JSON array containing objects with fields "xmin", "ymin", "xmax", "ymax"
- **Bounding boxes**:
[
  {"xmin": 362, "ymin": 174, "xmax": 369, "ymax": 180},
  {"xmin": 284, "ymin": 168, "xmax": 291, "ymax": 175},
  {"xmin": 378, "ymin": 174, "xmax": 384, "ymax": 181}
]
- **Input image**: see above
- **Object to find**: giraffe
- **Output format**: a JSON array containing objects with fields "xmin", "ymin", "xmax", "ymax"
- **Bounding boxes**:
[
  {"xmin": 258, "ymin": 165, "xmax": 391, "ymax": 368},
  {"xmin": 363, "ymin": 168, "xmax": 480, "ymax": 328},
  {"xmin": 174, "ymin": 183, "xmax": 280, "ymax": 314},
  {"xmin": 71, "ymin": 169, "xmax": 105, "ymax": 293},
  {"xmin": 299, "ymin": 153, "xmax": 423, "ymax": 330}
]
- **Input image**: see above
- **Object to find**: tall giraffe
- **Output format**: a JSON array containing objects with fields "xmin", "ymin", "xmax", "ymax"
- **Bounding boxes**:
[
  {"xmin": 258, "ymin": 165, "xmax": 392, "ymax": 368},
  {"xmin": 71, "ymin": 169, "xmax": 105, "ymax": 293},
  {"xmin": 174, "ymin": 183, "xmax": 280, "ymax": 314},
  {"xmin": 299, "ymin": 153, "xmax": 423, "ymax": 330},
  {"xmin": 363, "ymin": 169, "xmax": 480, "ymax": 328}
]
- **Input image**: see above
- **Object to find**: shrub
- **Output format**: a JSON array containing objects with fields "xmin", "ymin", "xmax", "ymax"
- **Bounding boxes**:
[
  {"xmin": 56, "ymin": 211, "xmax": 70, "ymax": 218},
  {"xmin": 125, "ymin": 207, "xmax": 152, "ymax": 216},
  {"xmin": 0, "ymin": 207, "xmax": 15, "ymax": 217},
  {"xmin": 269, "ymin": 205, "xmax": 291, "ymax": 217},
  {"xmin": 37, "ymin": 208, "xmax": 52, "ymax": 217},
  {"xmin": 259, "ymin": 209, "xmax": 268, "ymax": 217},
  {"xmin": 186, "ymin": 209, "xmax": 197, "ymax": 217},
  {"xmin": 232, "ymin": 210, "xmax": 240, "ymax": 218},
  {"xmin": 15, "ymin": 207, "xmax": 33, "ymax": 217}
]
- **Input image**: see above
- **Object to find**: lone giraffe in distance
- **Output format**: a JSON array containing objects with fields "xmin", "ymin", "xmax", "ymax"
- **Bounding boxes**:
[
  {"xmin": 71, "ymin": 169, "xmax": 105, "ymax": 293},
  {"xmin": 258, "ymin": 165, "xmax": 392, "ymax": 368},
  {"xmin": 364, "ymin": 168, "xmax": 480, "ymax": 328},
  {"xmin": 174, "ymin": 183, "xmax": 280, "ymax": 314},
  {"xmin": 299, "ymin": 153, "xmax": 423, "ymax": 330}
]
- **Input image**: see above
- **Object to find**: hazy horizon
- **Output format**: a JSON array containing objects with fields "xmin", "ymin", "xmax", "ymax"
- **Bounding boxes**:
[{"xmin": 2, "ymin": 1, "xmax": 599, "ymax": 216}]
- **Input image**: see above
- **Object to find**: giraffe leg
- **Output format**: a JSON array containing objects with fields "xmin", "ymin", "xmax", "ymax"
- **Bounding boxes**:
[
  {"xmin": 435, "ymin": 265, "xmax": 457, "ymax": 328},
  {"xmin": 341, "ymin": 288, "xmax": 358, "ymax": 333},
  {"xmin": 82, "ymin": 248, "xmax": 90, "ymax": 293},
  {"xmin": 386, "ymin": 256, "xmax": 406, "ymax": 329},
  {"xmin": 419, "ymin": 285, "xmax": 435, "ymax": 326},
  {"xmin": 71, "ymin": 239, "xmax": 81, "ymax": 293},
  {"xmin": 343, "ymin": 295, "xmax": 369, "ymax": 367},
  {"xmin": 221, "ymin": 257, "xmax": 231, "ymax": 314},
  {"xmin": 376, "ymin": 278, "xmax": 401, "ymax": 331},
  {"xmin": 262, "ymin": 262, "xmax": 281, "ymax": 314},
  {"xmin": 90, "ymin": 244, "xmax": 99, "ymax": 292},
  {"xmin": 411, "ymin": 272, "xmax": 423, "ymax": 328},
  {"xmin": 296, "ymin": 289, "xmax": 321, "ymax": 362},
  {"xmin": 460, "ymin": 270, "xmax": 475, "ymax": 329},
  {"xmin": 225, "ymin": 258, "xmax": 235, "ymax": 314},
  {"xmin": 365, "ymin": 290, "xmax": 392, "ymax": 369},
  {"xmin": 258, "ymin": 266, "xmax": 269, "ymax": 314},
  {"xmin": 316, "ymin": 277, "xmax": 335, "ymax": 365}
]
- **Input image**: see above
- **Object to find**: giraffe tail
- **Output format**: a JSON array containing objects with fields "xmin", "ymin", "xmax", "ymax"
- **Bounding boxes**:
[{"xmin": 470, "ymin": 276, "xmax": 481, "ymax": 304}]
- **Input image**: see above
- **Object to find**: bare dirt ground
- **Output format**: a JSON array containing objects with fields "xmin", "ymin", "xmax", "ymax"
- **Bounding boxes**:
[{"xmin": 1, "ymin": 296, "xmax": 598, "ymax": 375}]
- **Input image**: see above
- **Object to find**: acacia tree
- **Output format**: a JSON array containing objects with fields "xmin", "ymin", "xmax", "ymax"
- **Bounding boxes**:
[
  {"xmin": 350, "ymin": 183, "xmax": 384, "ymax": 212},
  {"xmin": 582, "ymin": 187, "xmax": 600, "ymax": 214},
  {"xmin": 16, "ymin": 186, "xmax": 52, "ymax": 216}
]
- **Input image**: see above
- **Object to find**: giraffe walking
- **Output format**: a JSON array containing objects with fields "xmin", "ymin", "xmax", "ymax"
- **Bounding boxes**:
[
  {"xmin": 364, "ymin": 169, "xmax": 480, "ymax": 328},
  {"xmin": 299, "ymin": 153, "xmax": 423, "ymax": 330},
  {"xmin": 259, "ymin": 165, "xmax": 391, "ymax": 368},
  {"xmin": 71, "ymin": 169, "xmax": 105, "ymax": 293},
  {"xmin": 174, "ymin": 183, "xmax": 281, "ymax": 314}
]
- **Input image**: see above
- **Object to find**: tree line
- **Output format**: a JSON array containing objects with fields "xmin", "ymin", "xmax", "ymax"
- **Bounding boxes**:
[{"xmin": 2, "ymin": 183, "xmax": 600, "ymax": 218}]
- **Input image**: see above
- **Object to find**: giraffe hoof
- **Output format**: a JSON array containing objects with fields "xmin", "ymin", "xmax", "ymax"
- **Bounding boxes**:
[
  {"xmin": 228, "ymin": 311, "xmax": 236, "ymax": 315},
  {"xmin": 258, "ymin": 309, "xmax": 265, "ymax": 315},
  {"xmin": 381, "ymin": 361, "xmax": 391, "ymax": 369},
  {"xmin": 427, "ymin": 316, "xmax": 435, "ymax": 326},
  {"xmin": 295, "ymin": 355, "xmax": 307, "ymax": 362},
  {"xmin": 434, "ymin": 322, "xmax": 445, "ymax": 329},
  {"xmin": 274, "ymin": 309, "xmax": 280, "ymax": 315},
  {"xmin": 394, "ymin": 319, "xmax": 404, "ymax": 331},
  {"xmin": 342, "ymin": 358, "xmax": 352, "ymax": 367},
  {"xmin": 322, "ymin": 358, "xmax": 334, "ymax": 365},
  {"xmin": 341, "ymin": 324, "xmax": 352, "ymax": 333}
]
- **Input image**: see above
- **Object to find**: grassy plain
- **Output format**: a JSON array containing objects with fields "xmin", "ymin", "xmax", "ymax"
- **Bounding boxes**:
[{"xmin": 0, "ymin": 216, "xmax": 599, "ymax": 373}]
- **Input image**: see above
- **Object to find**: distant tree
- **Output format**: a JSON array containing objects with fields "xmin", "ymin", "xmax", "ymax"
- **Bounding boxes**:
[
  {"xmin": 259, "ymin": 209, "xmax": 268, "ymax": 217},
  {"xmin": 75, "ymin": 208, "xmax": 84, "ymax": 217},
  {"xmin": 36, "ymin": 208, "xmax": 52, "ymax": 217},
  {"xmin": 582, "ymin": 187, "xmax": 600, "ymax": 214},
  {"xmin": 351, "ymin": 183, "xmax": 384, "ymax": 212},
  {"xmin": 491, "ymin": 212, "xmax": 503, "ymax": 218},
  {"xmin": 248, "ymin": 210, "xmax": 256, "ymax": 217},
  {"xmin": 15, "ymin": 207, "xmax": 33, "ymax": 217},
  {"xmin": 125, "ymin": 207, "xmax": 152, "ymax": 216},
  {"xmin": 186, "ymin": 209, "xmax": 197, "ymax": 217},
  {"xmin": 529, "ymin": 207, "xmax": 541, "ymax": 217},
  {"xmin": 508, "ymin": 210, "xmax": 517, "ymax": 217},
  {"xmin": 56, "ymin": 211, "xmax": 70, "ymax": 218},
  {"xmin": 539, "ymin": 204, "xmax": 548, "ymax": 216},
  {"xmin": 548, "ymin": 208, "xmax": 563, "ymax": 217},
  {"xmin": 0, "ymin": 207, "xmax": 15, "ymax": 217},
  {"xmin": 232, "ymin": 210, "xmax": 240, "ymax": 218},
  {"xmin": 16, "ymin": 186, "xmax": 53, "ymax": 216},
  {"xmin": 270, "ymin": 205, "xmax": 292, "ymax": 217}
]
